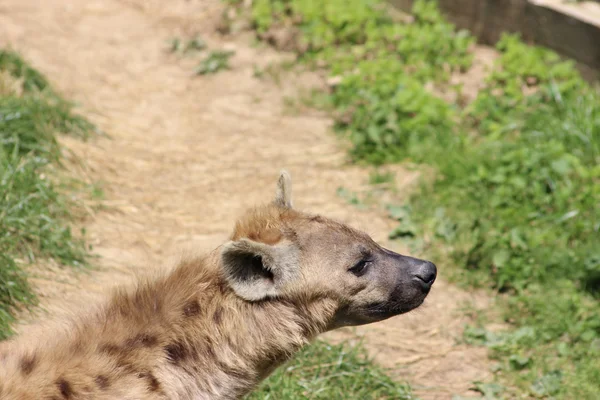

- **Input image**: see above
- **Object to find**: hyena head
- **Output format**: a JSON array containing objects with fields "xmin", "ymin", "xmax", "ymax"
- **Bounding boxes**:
[{"xmin": 221, "ymin": 171, "xmax": 436, "ymax": 330}]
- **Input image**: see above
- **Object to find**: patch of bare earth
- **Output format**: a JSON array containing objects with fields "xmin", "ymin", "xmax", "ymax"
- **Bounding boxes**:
[{"xmin": 0, "ymin": 0, "xmax": 493, "ymax": 398}]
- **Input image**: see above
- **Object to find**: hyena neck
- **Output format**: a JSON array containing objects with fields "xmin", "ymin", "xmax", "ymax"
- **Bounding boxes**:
[
  {"xmin": 149, "ymin": 257, "xmax": 338, "ymax": 399},
  {"xmin": 242, "ymin": 296, "xmax": 339, "ymax": 385}
]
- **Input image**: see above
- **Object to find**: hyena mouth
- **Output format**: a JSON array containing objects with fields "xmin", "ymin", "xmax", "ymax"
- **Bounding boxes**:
[{"xmin": 364, "ymin": 296, "xmax": 427, "ymax": 318}]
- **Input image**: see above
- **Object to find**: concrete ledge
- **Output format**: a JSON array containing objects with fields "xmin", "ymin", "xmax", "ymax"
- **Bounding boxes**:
[{"xmin": 389, "ymin": 0, "xmax": 600, "ymax": 80}]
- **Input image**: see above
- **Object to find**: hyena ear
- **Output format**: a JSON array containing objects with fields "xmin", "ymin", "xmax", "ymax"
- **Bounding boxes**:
[
  {"xmin": 273, "ymin": 170, "xmax": 293, "ymax": 209},
  {"xmin": 220, "ymin": 239, "xmax": 299, "ymax": 301}
]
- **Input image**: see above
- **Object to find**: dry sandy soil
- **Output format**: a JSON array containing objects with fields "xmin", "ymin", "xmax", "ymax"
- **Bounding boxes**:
[{"xmin": 0, "ymin": 0, "xmax": 494, "ymax": 398}]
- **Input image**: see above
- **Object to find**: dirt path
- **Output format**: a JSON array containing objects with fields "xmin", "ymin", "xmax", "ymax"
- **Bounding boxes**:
[{"xmin": 0, "ymin": 0, "xmax": 491, "ymax": 398}]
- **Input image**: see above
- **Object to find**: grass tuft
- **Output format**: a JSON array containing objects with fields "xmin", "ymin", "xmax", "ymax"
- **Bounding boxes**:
[
  {"xmin": 0, "ymin": 49, "xmax": 94, "ymax": 339},
  {"xmin": 0, "ymin": 50, "xmax": 51, "ymax": 93},
  {"xmin": 195, "ymin": 50, "xmax": 235, "ymax": 75},
  {"xmin": 248, "ymin": 340, "xmax": 414, "ymax": 399}
]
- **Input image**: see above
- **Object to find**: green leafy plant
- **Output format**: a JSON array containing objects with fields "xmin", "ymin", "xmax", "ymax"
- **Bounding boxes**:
[
  {"xmin": 331, "ymin": 63, "xmax": 457, "ymax": 164},
  {"xmin": 168, "ymin": 35, "xmax": 207, "ymax": 54},
  {"xmin": 467, "ymin": 33, "xmax": 586, "ymax": 136},
  {"xmin": 195, "ymin": 50, "xmax": 235, "ymax": 75}
]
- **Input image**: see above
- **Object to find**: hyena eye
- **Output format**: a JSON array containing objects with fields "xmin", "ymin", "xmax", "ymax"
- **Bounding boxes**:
[{"xmin": 348, "ymin": 259, "xmax": 370, "ymax": 277}]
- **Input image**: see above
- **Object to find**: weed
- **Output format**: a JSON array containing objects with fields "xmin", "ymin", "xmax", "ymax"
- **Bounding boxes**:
[
  {"xmin": 252, "ymin": 64, "xmax": 265, "ymax": 79},
  {"xmin": 336, "ymin": 187, "xmax": 364, "ymax": 208},
  {"xmin": 195, "ymin": 50, "xmax": 235, "ymax": 75},
  {"xmin": 168, "ymin": 35, "xmax": 207, "ymax": 54},
  {"xmin": 90, "ymin": 181, "xmax": 105, "ymax": 200},
  {"xmin": 247, "ymin": 340, "xmax": 413, "ymax": 399},
  {"xmin": 167, "ymin": 37, "xmax": 234, "ymax": 76},
  {"xmin": 369, "ymin": 170, "xmax": 395, "ymax": 185},
  {"xmin": 0, "ymin": 50, "xmax": 51, "ymax": 93},
  {"xmin": 387, "ymin": 204, "xmax": 418, "ymax": 240},
  {"xmin": 259, "ymin": 63, "xmax": 283, "ymax": 84}
]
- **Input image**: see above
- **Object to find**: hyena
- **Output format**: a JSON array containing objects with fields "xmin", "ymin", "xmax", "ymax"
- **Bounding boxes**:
[{"xmin": 0, "ymin": 171, "xmax": 436, "ymax": 399}]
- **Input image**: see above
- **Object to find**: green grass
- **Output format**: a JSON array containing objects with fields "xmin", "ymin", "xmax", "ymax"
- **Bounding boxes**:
[
  {"xmin": 369, "ymin": 170, "xmax": 395, "ymax": 185},
  {"xmin": 0, "ymin": 95, "xmax": 93, "ymax": 159},
  {"xmin": 0, "ymin": 49, "xmax": 94, "ymax": 339},
  {"xmin": 248, "ymin": 340, "xmax": 414, "ymax": 399},
  {"xmin": 165, "ymin": 34, "xmax": 235, "ymax": 76},
  {"xmin": 0, "ymin": 50, "xmax": 51, "ymax": 93},
  {"xmin": 226, "ymin": 0, "xmax": 600, "ymax": 398}
]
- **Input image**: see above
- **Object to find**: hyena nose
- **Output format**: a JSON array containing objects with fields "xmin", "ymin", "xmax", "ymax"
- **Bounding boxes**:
[{"xmin": 413, "ymin": 261, "xmax": 437, "ymax": 288}]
